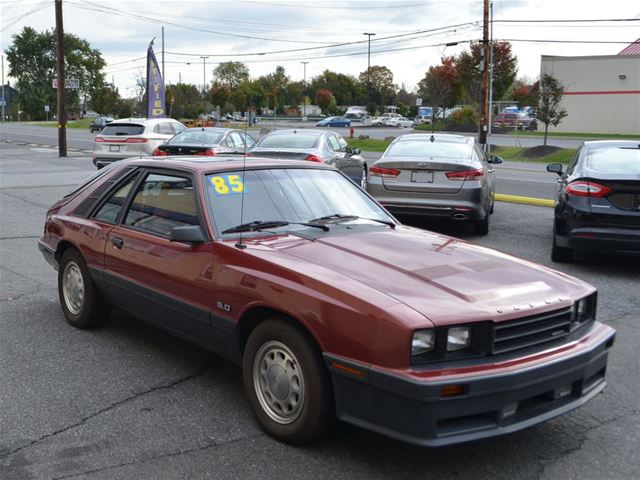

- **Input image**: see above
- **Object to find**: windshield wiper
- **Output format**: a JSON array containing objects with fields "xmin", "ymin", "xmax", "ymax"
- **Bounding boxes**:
[
  {"xmin": 308, "ymin": 214, "xmax": 395, "ymax": 228},
  {"xmin": 222, "ymin": 220, "xmax": 329, "ymax": 234}
]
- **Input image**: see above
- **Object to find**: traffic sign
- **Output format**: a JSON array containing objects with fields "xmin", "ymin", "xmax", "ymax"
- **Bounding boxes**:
[
  {"xmin": 44, "ymin": 105, "xmax": 50, "ymax": 112},
  {"xmin": 52, "ymin": 78, "xmax": 80, "ymax": 89},
  {"xmin": 415, "ymin": 98, "xmax": 423, "ymax": 106}
]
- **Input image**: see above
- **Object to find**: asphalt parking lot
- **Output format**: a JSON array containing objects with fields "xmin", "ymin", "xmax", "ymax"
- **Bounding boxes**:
[{"xmin": 1, "ymin": 143, "xmax": 639, "ymax": 480}]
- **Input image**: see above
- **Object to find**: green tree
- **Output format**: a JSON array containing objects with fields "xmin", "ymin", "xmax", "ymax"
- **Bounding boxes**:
[
  {"xmin": 359, "ymin": 65, "xmax": 396, "ymax": 107},
  {"xmin": 310, "ymin": 70, "xmax": 365, "ymax": 107},
  {"xmin": 212, "ymin": 61, "xmax": 250, "ymax": 90},
  {"xmin": 315, "ymin": 89, "xmax": 334, "ymax": 114},
  {"xmin": 533, "ymin": 74, "xmax": 568, "ymax": 146},
  {"xmin": 5, "ymin": 26, "xmax": 105, "ymax": 120},
  {"xmin": 92, "ymin": 84, "xmax": 121, "ymax": 115},
  {"xmin": 209, "ymin": 84, "xmax": 230, "ymax": 109},
  {"xmin": 165, "ymin": 83, "xmax": 204, "ymax": 118},
  {"xmin": 456, "ymin": 41, "xmax": 517, "ymax": 105}
]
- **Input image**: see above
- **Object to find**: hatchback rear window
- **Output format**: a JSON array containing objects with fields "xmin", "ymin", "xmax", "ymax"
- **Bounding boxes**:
[
  {"xmin": 386, "ymin": 141, "xmax": 472, "ymax": 159},
  {"xmin": 101, "ymin": 124, "xmax": 145, "ymax": 136},
  {"xmin": 258, "ymin": 134, "xmax": 319, "ymax": 149},
  {"xmin": 586, "ymin": 147, "xmax": 640, "ymax": 173},
  {"xmin": 169, "ymin": 131, "xmax": 223, "ymax": 145}
]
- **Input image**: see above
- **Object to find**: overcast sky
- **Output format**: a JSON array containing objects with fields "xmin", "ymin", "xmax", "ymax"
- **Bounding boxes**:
[{"xmin": 1, "ymin": 0, "xmax": 639, "ymax": 99}]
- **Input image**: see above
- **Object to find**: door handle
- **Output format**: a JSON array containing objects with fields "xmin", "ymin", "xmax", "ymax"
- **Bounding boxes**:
[{"xmin": 111, "ymin": 236, "xmax": 124, "ymax": 249}]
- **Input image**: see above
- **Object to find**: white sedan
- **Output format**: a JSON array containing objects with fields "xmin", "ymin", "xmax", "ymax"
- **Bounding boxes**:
[{"xmin": 386, "ymin": 116, "xmax": 415, "ymax": 128}]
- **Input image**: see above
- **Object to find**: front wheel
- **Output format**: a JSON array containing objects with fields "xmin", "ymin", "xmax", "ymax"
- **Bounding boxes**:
[
  {"xmin": 58, "ymin": 248, "xmax": 111, "ymax": 328},
  {"xmin": 242, "ymin": 318, "xmax": 335, "ymax": 444}
]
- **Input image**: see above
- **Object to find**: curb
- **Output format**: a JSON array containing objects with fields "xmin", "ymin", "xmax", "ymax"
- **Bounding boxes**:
[{"xmin": 495, "ymin": 193, "xmax": 555, "ymax": 208}]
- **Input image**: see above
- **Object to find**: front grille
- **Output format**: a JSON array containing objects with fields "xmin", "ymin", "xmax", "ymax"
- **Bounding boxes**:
[{"xmin": 492, "ymin": 307, "xmax": 575, "ymax": 355}]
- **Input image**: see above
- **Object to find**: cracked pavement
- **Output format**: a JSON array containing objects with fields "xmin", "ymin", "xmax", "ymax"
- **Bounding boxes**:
[{"xmin": 1, "ymin": 143, "xmax": 639, "ymax": 479}]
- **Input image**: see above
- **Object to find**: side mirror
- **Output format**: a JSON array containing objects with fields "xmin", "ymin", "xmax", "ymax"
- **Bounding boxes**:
[
  {"xmin": 169, "ymin": 225, "xmax": 206, "ymax": 245},
  {"xmin": 488, "ymin": 155, "xmax": 503, "ymax": 164},
  {"xmin": 546, "ymin": 163, "xmax": 563, "ymax": 175}
]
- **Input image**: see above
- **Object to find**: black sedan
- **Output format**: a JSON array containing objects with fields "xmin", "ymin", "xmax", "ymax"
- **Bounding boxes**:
[
  {"xmin": 547, "ymin": 140, "xmax": 640, "ymax": 262},
  {"xmin": 152, "ymin": 127, "xmax": 256, "ymax": 157},
  {"xmin": 89, "ymin": 116, "xmax": 114, "ymax": 133}
]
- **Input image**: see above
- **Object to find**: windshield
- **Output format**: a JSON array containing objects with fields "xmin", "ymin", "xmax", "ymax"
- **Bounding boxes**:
[
  {"xmin": 386, "ymin": 141, "xmax": 473, "ymax": 159},
  {"xmin": 205, "ymin": 168, "xmax": 392, "ymax": 235},
  {"xmin": 586, "ymin": 147, "xmax": 640, "ymax": 173},
  {"xmin": 168, "ymin": 131, "xmax": 223, "ymax": 145},
  {"xmin": 257, "ymin": 134, "xmax": 319, "ymax": 149}
]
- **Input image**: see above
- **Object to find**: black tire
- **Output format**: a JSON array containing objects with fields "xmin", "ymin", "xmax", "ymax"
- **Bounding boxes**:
[
  {"xmin": 58, "ymin": 248, "xmax": 110, "ymax": 328},
  {"xmin": 242, "ymin": 317, "xmax": 335, "ymax": 444},
  {"xmin": 473, "ymin": 213, "xmax": 490, "ymax": 235},
  {"xmin": 551, "ymin": 233, "xmax": 573, "ymax": 262}
]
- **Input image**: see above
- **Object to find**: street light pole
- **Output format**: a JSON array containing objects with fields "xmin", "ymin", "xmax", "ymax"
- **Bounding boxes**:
[
  {"xmin": 363, "ymin": 32, "xmax": 376, "ymax": 109},
  {"xmin": 200, "ymin": 56, "xmax": 209, "ymax": 117},
  {"xmin": 301, "ymin": 61, "xmax": 308, "ymax": 120}
]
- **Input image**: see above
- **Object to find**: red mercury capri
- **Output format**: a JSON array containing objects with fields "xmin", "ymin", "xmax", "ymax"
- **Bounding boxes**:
[{"xmin": 39, "ymin": 156, "xmax": 615, "ymax": 447}]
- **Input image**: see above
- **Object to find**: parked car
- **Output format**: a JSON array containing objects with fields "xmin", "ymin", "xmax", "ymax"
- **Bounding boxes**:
[
  {"xmin": 386, "ymin": 116, "xmax": 415, "ymax": 128},
  {"xmin": 493, "ymin": 112, "xmax": 537, "ymax": 131},
  {"xmin": 152, "ymin": 128, "xmax": 256, "ymax": 157},
  {"xmin": 250, "ymin": 129, "xmax": 366, "ymax": 187},
  {"xmin": 89, "ymin": 116, "xmax": 114, "ymax": 133},
  {"xmin": 39, "ymin": 155, "xmax": 615, "ymax": 447},
  {"xmin": 547, "ymin": 140, "xmax": 640, "ymax": 262},
  {"xmin": 367, "ymin": 133, "xmax": 503, "ymax": 235},
  {"xmin": 92, "ymin": 118, "xmax": 187, "ymax": 169},
  {"xmin": 315, "ymin": 116, "xmax": 351, "ymax": 127},
  {"xmin": 414, "ymin": 115, "xmax": 432, "ymax": 125},
  {"xmin": 371, "ymin": 112, "xmax": 401, "ymax": 126}
]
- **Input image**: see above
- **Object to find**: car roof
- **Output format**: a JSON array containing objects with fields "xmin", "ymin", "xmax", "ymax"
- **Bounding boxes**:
[
  {"xmin": 107, "ymin": 118, "xmax": 181, "ymax": 126},
  {"xmin": 118, "ymin": 156, "xmax": 334, "ymax": 174},
  {"xmin": 395, "ymin": 133, "xmax": 474, "ymax": 144},
  {"xmin": 583, "ymin": 140, "xmax": 640, "ymax": 149},
  {"xmin": 181, "ymin": 127, "xmax": 234, "ymax": 133},
  {"xmin": 263, "ymin": 129, "xmax": 325, "ymax": 137}
]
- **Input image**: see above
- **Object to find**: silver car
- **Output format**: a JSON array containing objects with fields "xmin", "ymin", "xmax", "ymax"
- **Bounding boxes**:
[
  {"xmin": 92, "ymin": 118, "xmax": 187, "ymax": 169},
  {"xmin": 367, "ymin": 134, "xmax": 503, "ymax": 235},
  {"xmin": 250, "ymin": 129, "xmax": 367, "ymax": 187}
]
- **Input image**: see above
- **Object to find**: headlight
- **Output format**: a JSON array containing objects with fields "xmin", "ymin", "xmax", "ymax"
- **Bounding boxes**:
[
  {"xmin": 447, "ymin": 326, "xmax": 471, "ymax": 351},
  {"xmin": 411, "ymin": 330, "xmax": 435, "ymax": 356},
  {"xmin": 576, "ymin": 298, "xmax": 588, "ymax": 317}
]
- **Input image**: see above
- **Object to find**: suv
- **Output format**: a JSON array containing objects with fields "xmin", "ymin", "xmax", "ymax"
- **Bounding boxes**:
[
  {"xmin": 92, "ymin": 118, "xmax": 187, "ymax": 169},
  {"xmin": 89, "ymin": 116, "xmax": 114, "ymax": 133},
  {"xmin": 493, "ymin": 112, "xmax": 537, "ymax": 131}
]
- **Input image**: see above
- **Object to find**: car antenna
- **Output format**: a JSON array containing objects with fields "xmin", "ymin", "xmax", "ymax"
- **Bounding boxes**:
[{"xmin": 235, "ymin": 111, "xmax": 249, "ymax": 250}]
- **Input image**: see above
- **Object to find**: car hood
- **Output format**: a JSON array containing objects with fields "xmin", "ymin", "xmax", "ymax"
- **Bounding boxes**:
[{"xmin": 253, "ymin": 225, "xmax": 593, "ymax": 327}]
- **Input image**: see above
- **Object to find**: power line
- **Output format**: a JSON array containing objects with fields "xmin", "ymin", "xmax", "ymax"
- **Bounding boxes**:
[
  {"xmin": 494, "ymin": 18, "xmax": 640, "ymax": 23},
  {"xmin": 0, "ymin": 0, "xmax": 52, "ymax": 32},
  {"xmin": 500, "ymin": 38, "xmax": 640, "ymax": 45}
]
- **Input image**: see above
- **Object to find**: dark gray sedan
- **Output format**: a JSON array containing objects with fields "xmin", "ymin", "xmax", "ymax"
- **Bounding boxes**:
[
  {"xmin": 367, "ymin": 134, "xmax": 503, "ymax": 235},
  {"xmin": 152, "ymin": 127, "xmax": 256, "ymax": 157},
  {"xmin": 250, "ymin": 129, "xmax": 367, "ymax": 187}
]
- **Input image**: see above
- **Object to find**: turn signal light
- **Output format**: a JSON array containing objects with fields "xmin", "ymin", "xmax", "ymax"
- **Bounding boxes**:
[
  {"xmin": 369, "ymin": 165, "xmax": 401, "ymax": 177},
  {"xmin": 445, "ymin": 168, "xmax": 484, "ymax": 181},
  {"xmin": 152, "ymin": 148, "xmax": 168, "ymax": 156},
  {"xmin": 566, "ymin": 181, "xmax": 611, "ymax": 197},
  {"xmin": 440, "ymin": 385, "xmax": 465, "ymax": 397},
  {"xmin": 305, "ymin": 154, "xmax": 323, "ymax": 163}
]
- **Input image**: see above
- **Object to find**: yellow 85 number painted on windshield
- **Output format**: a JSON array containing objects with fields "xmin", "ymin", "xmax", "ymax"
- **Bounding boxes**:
[{"xmin": 210, "ymin": 174, "xmax": 246, "ymax": 196}]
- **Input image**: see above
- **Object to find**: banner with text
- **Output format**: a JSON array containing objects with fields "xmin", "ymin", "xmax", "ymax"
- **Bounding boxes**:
[{"xmin": 146, "ymin": 40, "xmax": 166, "ymax": 118}]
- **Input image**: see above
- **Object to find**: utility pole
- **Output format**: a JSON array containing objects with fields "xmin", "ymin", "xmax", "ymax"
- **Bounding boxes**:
[
  {"xmin": 363, "ymin": 32, "xmax": 375, "ymax": 109},
  {"xmin": 487, "ymin": 1, "xmax": 495, "ymax": 152},
  {"xmin": 301, "ymin": 61, "xmax": 308, "ymax": 120},
  {"xmin": 479, "ymin": 0, "xmax": 490, "ymax": 149},
  {"xmin": 161, "ymin": 26, "xmax": 165, "ymax": 84},
  {"xmin": 1, "ymin": 55, "xmax": 5, "ymax": 122},
  {"xmin": 200, "ymin": 56, "xmax": 209, "ymax": 116},
  {"xmin": 55, "ymin": 0, "xmax": 67, "ymax": 157}
]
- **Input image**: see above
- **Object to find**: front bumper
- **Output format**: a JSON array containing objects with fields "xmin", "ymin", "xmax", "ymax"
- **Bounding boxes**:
[
  {"xmin": 38, "ymin": 239, "xmax": 58, "ymax": 269},
  {"xmin": 325, "ymin": 322, "xmax": 615, "ymax": 447}
]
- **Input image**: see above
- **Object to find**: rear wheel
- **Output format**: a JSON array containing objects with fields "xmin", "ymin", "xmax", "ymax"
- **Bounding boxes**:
[
  {"xmin": 242, "ymin": 318, "xmax": 335, "ymax": 444},
  {"xmin": 473, "ymin": 213, "xmax": 490, "ymax": 235},
  {"xmin": 58, "ymin": 248, "xmax": 110, "ymax": 328},
  {"xmin": 551, "ymin": 232, "xmax": 573, "ymax": 262}
]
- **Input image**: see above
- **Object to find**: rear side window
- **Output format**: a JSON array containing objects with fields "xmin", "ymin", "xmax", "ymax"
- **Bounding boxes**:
[
  {"xmin": 155, "ymin": 122, "xmax": 174, "ymax": 135},
  {"xmin": 93, "ymin": 174, "xmax": 140, "ymax": 224},
  {"xmin": 386, "ymin": 141, "xmax": 473, "ymax": 159},
  {"xmin": 172, "ymin": 123, "xmax": 186, "ymax": 133},
  {"xmin": 258, "ymin": 134, "xmax": 319, "ymax": 149},
  {"xmin": 586, "ymin": 147, "xmax": 640, "ymax": 174},
  {"xmin": 101, "ymin": 124, "xmax": 144, "ymax": 136},
  {"xmin": 124, "ymin": 173, "xmax": 200, "ymax": 237}
]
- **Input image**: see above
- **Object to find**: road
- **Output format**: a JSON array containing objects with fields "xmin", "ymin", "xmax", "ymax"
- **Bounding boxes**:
[
  {"xmin": 0, "ymin": 123, "xmax": 560, "ymax": 199},
  {"xmin": 1, "ymin": 143, "xmax": 639, "ymax": 480}
]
